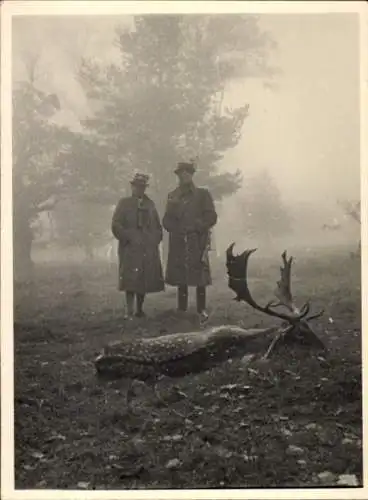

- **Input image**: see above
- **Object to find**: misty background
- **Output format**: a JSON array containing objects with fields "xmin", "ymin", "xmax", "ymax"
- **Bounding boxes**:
[{"xmin": 12, "ymin": 14, "xmax": 361, "ymax": 279}]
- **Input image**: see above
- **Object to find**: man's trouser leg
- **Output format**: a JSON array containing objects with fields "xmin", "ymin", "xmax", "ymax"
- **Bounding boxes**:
[
  {"xmin": 196, "ymin": 286, "xmax": 206, "ymax": 314},
  {"xmin": 136, "ymin": 293, "xmax": 145, "ymax": 317},
  {"xmin": 125, "ymin": 291, "xmax": 135, "ymax": 318},
  {"xmin": 177, "ymin": 285, "xmax": 188, "ymax": 312}
]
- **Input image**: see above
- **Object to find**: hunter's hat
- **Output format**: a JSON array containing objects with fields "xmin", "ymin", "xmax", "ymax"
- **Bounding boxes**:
[
  {"xmin": 174, "ymin": 159, "xmax": 197, "ymax": 175},
  {"xmin": 130, "ymin": 171, "xmax": 150, "ymax": 186}
]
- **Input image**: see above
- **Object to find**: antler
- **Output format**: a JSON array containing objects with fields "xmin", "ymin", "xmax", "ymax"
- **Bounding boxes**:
[
  {"xmin": 227, "ymin": 246, "xmax": 324, "ymax": 324},
  {"xmin": 273, "ymin": 251, "xmax": 310, "ymax": 317}
]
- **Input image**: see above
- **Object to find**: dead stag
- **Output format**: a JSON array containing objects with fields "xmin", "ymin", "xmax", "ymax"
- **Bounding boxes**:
[{"xmin": 94, "ymin": 246, "xmax": 326, "ymax": 417}]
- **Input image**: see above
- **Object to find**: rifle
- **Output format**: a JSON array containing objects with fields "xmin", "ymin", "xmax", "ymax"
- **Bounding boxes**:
[{"xmin": 200, "ymin": 230, "xmax": 211, "ymax": 265}]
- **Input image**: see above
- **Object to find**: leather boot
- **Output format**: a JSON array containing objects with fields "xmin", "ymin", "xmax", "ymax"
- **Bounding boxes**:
[
  {"xmin": 177, "ymin": 285, "xmax": 188, "ymax": 312},
  {"xmin": 135, "ymin": 294, "xmax": 146, "ymax": 317},
  {"xmin": 196, "ymin": 286, "xmax": 206, "ymax": 314},
  {"xmin": 125, "ymin": 291, "xmax": 135, "ymax": 319}
]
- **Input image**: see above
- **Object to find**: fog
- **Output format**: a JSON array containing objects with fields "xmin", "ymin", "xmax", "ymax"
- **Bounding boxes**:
[{"xmin": 12, "ymin": 13, "xmax": 361, "ymax": 261}]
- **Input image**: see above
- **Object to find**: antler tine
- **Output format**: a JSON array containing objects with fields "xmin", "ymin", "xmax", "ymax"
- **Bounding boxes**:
[
  {"xmin": 239, "ymin": 249, "xmax": 300, "ymax": 323},
  {"xmin": 305, "ymin": 309, "xmax": 325, "ymax": 322},
  {"xmin": 299, "ymin": 301, "xmax": 311, "ymax": 318},
  {"xmin": 274, "ymin": 251, "xmax": 296, "ymax": 313},
  {"xmin": 273, "ymin": 250, "xmax": 311, "ymax": 320},
  {"xmin": 228, "ymin": 245, "xmax": 322, "ymax": 325}
]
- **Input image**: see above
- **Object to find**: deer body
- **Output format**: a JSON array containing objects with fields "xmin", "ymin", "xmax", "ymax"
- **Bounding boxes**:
[{"xmin": 95, "ymin": 325, "xmax": 278, "ymax": 383}]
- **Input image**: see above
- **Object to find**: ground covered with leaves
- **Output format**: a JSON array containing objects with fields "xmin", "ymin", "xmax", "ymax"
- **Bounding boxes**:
[{"xmin": 14, "ymin": 248, "xmax": 362, "ymax": 489}]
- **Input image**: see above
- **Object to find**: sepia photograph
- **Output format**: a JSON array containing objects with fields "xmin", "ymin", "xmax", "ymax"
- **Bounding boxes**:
[{"xmin": 1, "ymin": 1, "xmax": 366, "ymax": 497}]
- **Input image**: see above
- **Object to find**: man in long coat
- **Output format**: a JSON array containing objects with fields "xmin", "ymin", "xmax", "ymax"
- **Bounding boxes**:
[
  {"xmin": 111, "ymin": 172, "xmax": 164, "ymax": 319},
  {"xmin": 163, "ymin": 161, "xmax": 217, "ymax": 317}
]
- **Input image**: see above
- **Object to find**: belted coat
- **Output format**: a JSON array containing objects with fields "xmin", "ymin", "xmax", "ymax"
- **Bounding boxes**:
[
  {"xmin": 162, "ymin": 183, "xmax": 217, "ymax": 287},
  {"xmin": 111, "ymin": 195, "xmax": 165, "ymax": 294}
]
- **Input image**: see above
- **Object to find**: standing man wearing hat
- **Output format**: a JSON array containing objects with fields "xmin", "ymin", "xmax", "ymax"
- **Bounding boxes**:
[
  {"xmin": 111, "ymin": 172, "xmax": 164, "ymax": 319},
  {"xmin": 163, "ymin": 161, "xmax": 217, "ymax": 318}
]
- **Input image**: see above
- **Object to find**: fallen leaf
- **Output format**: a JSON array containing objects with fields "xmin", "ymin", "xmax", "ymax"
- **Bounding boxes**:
[
  {"xmin": 297, "ymin": 460, "xmax": 307, "ymax": 466},
  {"xmin": 337, "ymin": 474, "xmax": 359, "ymax": 486},
  {"xmin": 166, "ymin": 458, "xmax": 181, "ymax": 469},
  {"xmin": 306, "ymin": 423, "xmax": 319, "ymax": 431},
  {"xmin": 45, "ymin": 433, "xmax": 66, "ymax": 443},
  {"xmin": 241, "ymin": 354, "xmax": 255, "ymax": 364},
  {"xmin": 286, "ymin": 445, "xmax": 304, "ymax": 456},
  {"xmin": 342, "ymin": 438, "xmax": 354, "ymax": 445},
  {"xmin": 77, "ymin": 481, "xmax": 90, "ymax": 489},
  {"xmin": 163, "ymin": 434, "xmax": 183, "ymax": 442},
  {"xmin": 111, "ymin": 463, "xmax": 124, "ymax": 470},
  {"xmin": 317, "ymin": 356, "xmax": 327, "ymax": 363},
  {"xmin": 280, "ymin": 428, "xmax": 293, "ymax": 437},
  {"xmin": 23, "ymin": 464, "xmax": 35, "ymax": 471},
  {"xmin": 232, "ymin": 407, "xmax": 242, "ymax": 414},
  {"xmin": 284, "ymin": 369, "xmax": 296, "ymax": 375},
  {"xmin": 213, "ymin": 445, "xmax": 233, "ymax": 458},
  {"xmin": 221, "ymin": 384, "xmax": 237, "ymax": 391},
  {"xmin": 318, "ymin": 471, "xmax": 336, "ymax": 484},
  {"xmin": 30, "ymin": 451, "xmax": 44, "ymax": 459}
]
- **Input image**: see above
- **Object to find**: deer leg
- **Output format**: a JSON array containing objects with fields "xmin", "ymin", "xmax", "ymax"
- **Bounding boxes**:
[
  {"xmin": 262, "ymin": 326, "xmax": 289, "ymax": 360},
  {"xmin": 152, "ymin": 384, "xmax": 187, "ymax": 419},
  {"xmin": 262, "ymin": 332, "xmax": 283, "ymax": 360}
]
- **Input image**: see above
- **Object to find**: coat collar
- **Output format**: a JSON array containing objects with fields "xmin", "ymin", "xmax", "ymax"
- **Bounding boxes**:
[{"xmin": 177, "ymin": 182, "xmax": 196, "ymax": 195}]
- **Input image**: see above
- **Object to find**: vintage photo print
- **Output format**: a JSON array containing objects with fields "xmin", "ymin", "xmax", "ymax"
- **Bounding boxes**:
[{"xmin": 1, "ymin": 1, "xmax": 367, "ymax": 499}]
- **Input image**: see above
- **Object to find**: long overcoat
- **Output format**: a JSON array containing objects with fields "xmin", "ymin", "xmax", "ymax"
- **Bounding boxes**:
[
  {"xmin": 162, "ymin": 184, "xmax": 217, "ymax": 287},
  {"xmin": 111, "ymin": 195, "xmax": 165, "ymax": 294}
]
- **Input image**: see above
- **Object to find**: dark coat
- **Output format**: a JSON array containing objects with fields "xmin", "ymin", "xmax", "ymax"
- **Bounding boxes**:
[
  {"xmin": 111, "ymin": 195, "xmax": 165, "ymax": 294},
  {"xmin": 162, "ymin": 183, "xmax": 217, "ymax": 287}
]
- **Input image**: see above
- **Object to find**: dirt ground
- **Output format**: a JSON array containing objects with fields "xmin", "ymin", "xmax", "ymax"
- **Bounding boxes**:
[{"xmin": 14, "ymin": 246, "xmax": 362, "ymax": 489}]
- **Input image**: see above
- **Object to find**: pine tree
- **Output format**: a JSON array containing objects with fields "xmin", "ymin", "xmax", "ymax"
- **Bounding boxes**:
[{"xmin": 78, "ymin": 15, "xmax": 275, "ymax": 213}]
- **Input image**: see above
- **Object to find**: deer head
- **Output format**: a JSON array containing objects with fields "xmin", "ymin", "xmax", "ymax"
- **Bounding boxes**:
[{"xmin": 226, "ymin": 244, "xmax": 325, "ymax": 351}]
